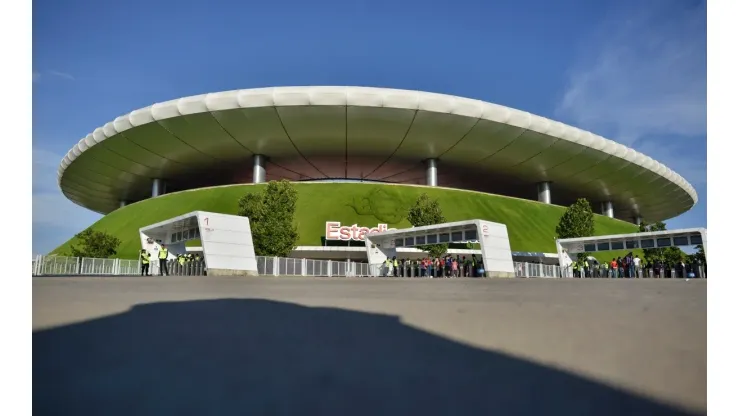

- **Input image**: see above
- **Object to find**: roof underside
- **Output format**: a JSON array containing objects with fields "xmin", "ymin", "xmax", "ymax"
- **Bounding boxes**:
[{"xmin": 58, "ymin": 86, "xmax": 698, "ymax": 222}]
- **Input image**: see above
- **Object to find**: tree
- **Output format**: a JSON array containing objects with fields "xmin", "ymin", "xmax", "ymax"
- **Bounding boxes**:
[
  {"xmin": 694, "ymin": 244, "xmax": 706, "ymax": 265},
  {"xmin": 407, "ymin": 193, "xmax": 447, "ymax": 257},
  {"xmin": 69, "ymin": 228, "xmax": 121, "ymax": 258},
  {"xmin": 237, "ymin": 180, "xmax": 299, "ymax": 257},
  {"xmin": 640, "ymin": 221, "xmax": 684, "ymax": 265},
  {"xmin": 555, "ymin": 198, "xmax": 595, "ymax": 261}
]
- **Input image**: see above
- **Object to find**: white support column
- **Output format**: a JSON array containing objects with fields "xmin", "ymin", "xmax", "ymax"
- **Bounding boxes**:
[
  {"xmin": 152, "ymin": 178, "xmax": 164, "ymax": 197},
  {"xmin": 600, "ymin": 201, "xmax": 614, "ymax": 218},
  {"xmin": 537, "ymin": 182, "xmax": 552, "ymax": 204},
  {"xmin": 426, "ymin": 158, "xmax": 438, "ymax": 187},
  {"xmin": 634, "ymin": 215, "xmax": 643, "ymax": 225},
  {"xmin": 119, "ymin": 200, "xmax": 127, "ymax": 208},
  {"xmin": 253, "ymin": 154, "xmax": 266, "ymax": 184}
]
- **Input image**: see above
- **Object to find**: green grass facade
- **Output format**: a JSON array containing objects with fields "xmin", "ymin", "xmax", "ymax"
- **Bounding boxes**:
[{"xmin": 53, "ymin": 183, "xmax": 640, "ymax": 261}]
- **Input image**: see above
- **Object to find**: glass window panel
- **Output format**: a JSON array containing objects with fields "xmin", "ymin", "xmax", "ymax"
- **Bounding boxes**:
[
  {"xmin": 657, "ymin": 238, "xmax": 672, "ymax": 247},
  {"xmin": 640, "ymin": 239, "xmax": 655, "ymax": 248},
  {"xmin": 584, "ymin": 244, "xmax": 596, "ymax": 252},
  {"xmin": 450, "ymin": 231, "xmax": 463, "ymax": 241},
  {"xmin": 427, "ymin": 234, "xmax": 438, "ymax": 244},
  {"xmin": 597, "ymin": 242, "xmax": 610, "ymax": 251},
  {"xmin": 405, "ymin": 237, "xmax": 414, "ymax": 246},
  {"xmin": 439, "ymin": 233, "xmax": 450, "ymax": 243},
  {"xmin": 672, "ymin": 236, "xmax": 688, "ymax": 246},
  {"xmin": 611, "ymin": 241, "xmax": 624, "ymax": 250}
]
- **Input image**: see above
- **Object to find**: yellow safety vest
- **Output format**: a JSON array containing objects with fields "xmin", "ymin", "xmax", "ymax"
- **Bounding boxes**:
[
  {"xmin": 140, "ymin": 252, "xmax": 149, "ymax": 264},
  {"xmin": 393, "ymin": 259, "xmax": 398, "ymax": 267},
  {"xmin": 178, "ymin": 256, "xmax": 185, "ymax": 265},
  {"xmin": 158, "ymin": 248, "xmax": 168, "ymax": 259}
]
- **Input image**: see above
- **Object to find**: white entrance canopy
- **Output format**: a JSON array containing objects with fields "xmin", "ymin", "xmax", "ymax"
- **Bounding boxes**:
[
  {"xmin": 555, "ymin": 227, "xmax": 707, "ymax": 267},
  {"xmin": 139, "ymin": 211, "xmax": 258, "ymax": 276},
  {"xmin": 364, "ymin": 219, "xmax": 516, "ymax": 278}
]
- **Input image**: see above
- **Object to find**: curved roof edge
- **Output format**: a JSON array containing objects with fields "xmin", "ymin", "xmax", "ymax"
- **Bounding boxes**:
[{"xmin": 57, "ymin": 86, "xmax": 699, "ymax": 207}]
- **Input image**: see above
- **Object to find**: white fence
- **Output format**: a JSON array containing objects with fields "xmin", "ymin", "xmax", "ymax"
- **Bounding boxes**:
[
  {"xmin": 31, "ymin": 254, "xmax": 706, "ymax": 279},
  {"xmin": 256, "ymin": 257, "xmax": 380, "ymax": 277},
  {"xmin": 33, "ymin": 255, "xmax": 140, "ymax": 276}
]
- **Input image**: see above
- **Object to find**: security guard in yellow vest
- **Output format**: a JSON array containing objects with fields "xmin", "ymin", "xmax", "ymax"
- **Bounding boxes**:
[
  {"xmin": 140, "ymin": 249, "xmax": 151, "ymax": 276},
  {"xmin": 178, "ymin": 254, "xmax": 186, "ymax": 275},
  {"xmin": 158, "ymin": 244, "xmax": 169, "ymax": 276},
  {"xmin": 392, "ymin": 256, "xmax": 399, "ymax": 277},
  {"xmin": 384, "ymin": 258, "xmax": 392, "ymax": 277}
]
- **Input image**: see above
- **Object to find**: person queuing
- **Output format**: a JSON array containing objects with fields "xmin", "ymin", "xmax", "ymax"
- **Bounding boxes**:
[
  {"xmin": 633, "ymin": 255, "xmax": 642, "ymax": 278},
  {"xmin": 610, "ymin": 258, "xmax": 618, "ymax": 278},
  {"xmin": 140, "ymin": 249, "xmax": 151, "ymax": 276}
]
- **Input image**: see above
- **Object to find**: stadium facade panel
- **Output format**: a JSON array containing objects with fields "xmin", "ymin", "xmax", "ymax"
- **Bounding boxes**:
[{"xmin": 58, "ymin": 86, "xmax": 698, "ymax": 223}]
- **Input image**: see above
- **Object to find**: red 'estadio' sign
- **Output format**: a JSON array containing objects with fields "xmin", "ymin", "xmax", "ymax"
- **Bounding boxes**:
[{"xmin": 325, "ymin": 221, "xmax": 395, "ymax": 241}]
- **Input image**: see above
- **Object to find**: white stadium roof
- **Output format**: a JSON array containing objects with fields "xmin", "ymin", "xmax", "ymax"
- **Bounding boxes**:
[{"xmin": 58, "ymin": 86, "xmax": 698, "ymax": 221}]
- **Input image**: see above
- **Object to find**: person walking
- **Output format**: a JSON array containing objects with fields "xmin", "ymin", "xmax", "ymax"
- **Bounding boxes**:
[
  {"xmin": 158, "ymin": 244, "xmax": 169, "ymax": 276},
  {"xmin": 140, "ymin": 249, "xmax": 151, "ymax": 276}
]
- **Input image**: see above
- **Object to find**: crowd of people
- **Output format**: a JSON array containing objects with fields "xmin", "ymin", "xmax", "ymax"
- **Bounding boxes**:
[
  {"xmin": 570, "ymin": 252, "xmax": 704, "ymax": 278},
  {"xmin": 381, "ymin": 255, "xmax": 484, "ymax": 278},
  {"xmin": 139, "ymin": 244, "xmax": 206, "ymax": 276}
]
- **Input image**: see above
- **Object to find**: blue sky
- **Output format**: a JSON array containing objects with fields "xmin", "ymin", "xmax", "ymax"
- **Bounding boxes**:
[{"xmin": 32, "ymin": 0, "xmax": 707, "ymax": 256}]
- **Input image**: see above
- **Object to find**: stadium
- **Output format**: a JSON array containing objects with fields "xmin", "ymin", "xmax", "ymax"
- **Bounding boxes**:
[{"xmin": 54, "ymin": 86, "xmax": 698, "ymax": 261}]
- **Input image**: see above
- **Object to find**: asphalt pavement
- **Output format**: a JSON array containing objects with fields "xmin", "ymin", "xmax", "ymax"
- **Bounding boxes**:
[{"xmin": 33, "ymin": 276, "xmax": 706, "ymax": 415}]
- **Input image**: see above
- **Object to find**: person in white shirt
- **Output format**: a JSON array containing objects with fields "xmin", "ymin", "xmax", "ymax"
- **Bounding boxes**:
[{"xmin": 633, "ymin": 256, "xmax": 642, "ymax": 278}]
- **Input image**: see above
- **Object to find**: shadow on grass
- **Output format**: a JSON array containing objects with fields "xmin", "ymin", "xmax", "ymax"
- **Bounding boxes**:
[{"xmin": 33, "ymin": 299, "xmax": 697, "ymax": 415}]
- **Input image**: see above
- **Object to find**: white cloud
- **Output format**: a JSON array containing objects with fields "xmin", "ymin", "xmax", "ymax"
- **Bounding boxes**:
[
  {"xmin": 556, "ymin": 1, "xmax": 706, "ymax": 146},
  {"xmin": 555, "ymin": 1, "xmax": 707, "ymax": 189},
  {"xmin": 32, "ymin": 147, "xmax": 101, "ymax": 254},
  {"xmin": 33, "ymin": 69, "xmax": 75, "ymax": 83},
  {"xmin": 47, "ymin": 70, "xmax": 74, "ymax": 80}
]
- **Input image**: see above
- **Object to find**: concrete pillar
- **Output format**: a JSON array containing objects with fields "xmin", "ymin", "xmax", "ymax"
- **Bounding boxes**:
[
  {"xmin": 536, "ymin": 182, "xmax": 552, "ymax": 204},
  {"xmin": 119, "ymin": 200, "xmax": 127, "ymax": 208},
  {"xmin": 152, "ymin": 178, "xmax": 163, "ymax": 197},
  {"xmin": 253, "ymin": 154, "xmax": 266, "ymax": 184},
  {"xmin": 600, "ymin": 201, "xmax": 614, "ymax": 218},
  {"xmin": 633, "ymin": 215, "xmax": 643, "ymax": 225},
  {"xmin": 426, "ymin": 159, "xmax": 438, "ymax": 187}
]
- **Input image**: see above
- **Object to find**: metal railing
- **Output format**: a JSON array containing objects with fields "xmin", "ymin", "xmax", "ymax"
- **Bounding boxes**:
[
  {"xmin": 31, "ymin": 254, "xmax": 707, "ymax": 279},
  {"xmin": 512, "ymin": 262, "xmax": 563, "ymax": 278},
  {"xmin": 255, "ymin": 257, "xmax": 379, "ymax": 277},
  {"xmin": 33, "ymin": 255, "xmax": 140, "ymax": 276},
  {"xmin": 556, "ymin": 263, "xmax": 707, "ymax": 279}
]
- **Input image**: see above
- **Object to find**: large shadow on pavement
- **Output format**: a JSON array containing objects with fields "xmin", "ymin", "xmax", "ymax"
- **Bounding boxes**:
[{"xmin": 33, "ymin": 299, "xmax": 698, "ymax": 415}]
